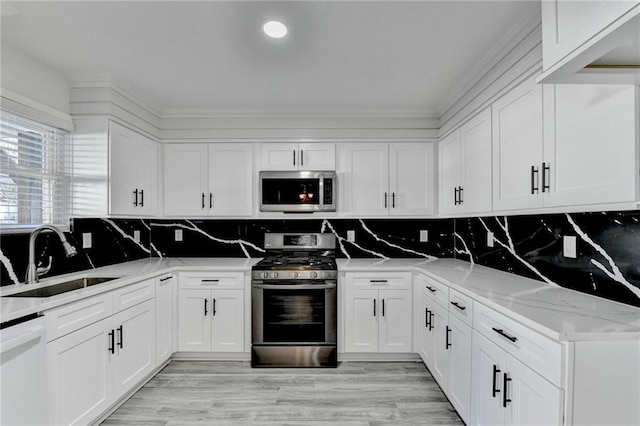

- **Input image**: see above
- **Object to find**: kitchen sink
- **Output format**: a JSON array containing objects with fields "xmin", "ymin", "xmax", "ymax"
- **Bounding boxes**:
[{"xmin": 4, "ymin": 277, "xmax": 120, "ymax": 298}]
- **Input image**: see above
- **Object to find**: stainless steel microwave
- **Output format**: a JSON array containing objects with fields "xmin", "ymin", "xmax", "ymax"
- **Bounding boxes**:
[{"xmin": 259, "ymin": 171, "xmax": 337, "ymax": 212}]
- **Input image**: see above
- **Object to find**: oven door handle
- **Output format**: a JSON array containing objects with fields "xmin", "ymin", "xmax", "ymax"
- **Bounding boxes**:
[{"xmin": 252, "ymin": 283, "xmax": 337, "ymax": 290}]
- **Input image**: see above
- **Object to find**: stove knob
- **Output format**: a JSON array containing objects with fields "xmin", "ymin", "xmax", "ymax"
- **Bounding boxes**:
[
  {"xmin": 292, "ymin": 272, "xmax": 299, "ymax": 278},
  {"xmin": 310, "ymin": 271, "xmax": 318, "ymax": 279},
  {"xmin": 271, "ymin": 272, "xmax": 278, "ymax": 279},
  {"xmin": 261, "ymin": 272, "xmax": 269, "ymax": 279}
]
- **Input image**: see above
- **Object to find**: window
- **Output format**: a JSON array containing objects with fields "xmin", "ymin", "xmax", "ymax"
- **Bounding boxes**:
[{"xmin": 0, "ymin": 110, "xmax": 71, "ymax": 230}]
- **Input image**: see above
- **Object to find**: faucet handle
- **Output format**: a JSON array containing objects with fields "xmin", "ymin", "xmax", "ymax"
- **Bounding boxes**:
[{"xmin": 36, "ymin": 256, "xmax": 53, "ymax": 278}]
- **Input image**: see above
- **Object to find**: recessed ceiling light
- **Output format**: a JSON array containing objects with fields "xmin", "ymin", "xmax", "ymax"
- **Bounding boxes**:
[{"xmin": 263, "ymin": 21, "xmax": 287, "ymax": 39}]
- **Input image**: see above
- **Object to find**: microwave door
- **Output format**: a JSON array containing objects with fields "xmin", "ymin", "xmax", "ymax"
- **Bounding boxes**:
[{"xmin": 262, "ymin": 178, "xmax": 320, "ymax": 206}]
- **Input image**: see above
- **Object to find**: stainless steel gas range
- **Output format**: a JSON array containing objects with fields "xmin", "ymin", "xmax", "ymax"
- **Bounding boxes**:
[{"xmin": 251, "ymin": 233, "xmax": 337, "ymax": 367}]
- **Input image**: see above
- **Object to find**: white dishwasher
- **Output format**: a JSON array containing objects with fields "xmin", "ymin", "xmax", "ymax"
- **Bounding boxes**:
[{"xmin": 1, "ymin": 315, "xmax": 48, "ymax": 425}]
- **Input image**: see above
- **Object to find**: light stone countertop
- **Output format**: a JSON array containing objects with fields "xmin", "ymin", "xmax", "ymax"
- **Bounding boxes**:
[{"xmin": 2, "ymin": 257, "xmax": 639, "ymax": 342}]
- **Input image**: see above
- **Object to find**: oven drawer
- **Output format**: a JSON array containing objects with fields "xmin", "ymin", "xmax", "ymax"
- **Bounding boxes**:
[
  {"xmin": 179, "ymin": 271, "xmax": 245, "ymax": 289},
  {"xmin": 345, "ymin": 272, "xmax": 412, "ymax": 290}
]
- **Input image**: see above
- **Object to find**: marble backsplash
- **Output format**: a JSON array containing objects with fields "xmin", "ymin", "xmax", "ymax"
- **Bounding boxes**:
[{"xmin": 1, "ymin": 212, "xmax": 639, "ymax": 307}]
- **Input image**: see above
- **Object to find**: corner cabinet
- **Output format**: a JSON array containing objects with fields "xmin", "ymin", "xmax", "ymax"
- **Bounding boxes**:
[
  {"xmin": 163, "ymin": 143, "xmax": 253, "ymax": 217},
  {"xmin": 342, "ymin": 143, "xmax": 436, "ymax": 216},
  {"xmin": 177, "ymin": 271, "xmax": 245, "ymax": 353},
  {"xmin": 344, "ymin": 272, "xmax": 413, "ymax": 353},
  {"xmin": 261, "ymin": 143, "xmax": 336, "ymax": 170}
]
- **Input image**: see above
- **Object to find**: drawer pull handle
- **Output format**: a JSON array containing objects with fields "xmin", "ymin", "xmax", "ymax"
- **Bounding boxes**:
[
  {"xmin": 370, "ymin": 280, "xmax": 388, "ymax": 283},
  {"xmin": 450, "ymin": 301, "xmax": 466, "ymax": 311},
  {"xmin": 425, "ymin": 286, "xmax": 436, "ymax": 293},
  {"xmin": 492, "ymin": 365, "xmax": 501, "ymax": 397},
  {"xmin": 492, "ymin": 327, "xmax": 518, "ymax": 343},
  {"xmin": 201, "ymin": 279, "xmax": 220, "ymax": 283},
  {"xmin": 160, "ymin": 276, "xmax": 173, "ymax": 282},
  {"xmin": 445, "ymin": 326, "xmax": 451, "ymax": 349},
  {"xmin": 503, "ymin": 373, "xmax": 512, "ymax": 408}
]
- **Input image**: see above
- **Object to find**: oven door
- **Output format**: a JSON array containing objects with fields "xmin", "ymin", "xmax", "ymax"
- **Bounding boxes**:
[{"xmin": 252, "ymin": 281, "xmax": 337, "ymax": 345}]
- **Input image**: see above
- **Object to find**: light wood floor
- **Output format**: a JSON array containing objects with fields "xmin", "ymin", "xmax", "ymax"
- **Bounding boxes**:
[{"xmin": 101, "ymin": 361, "xmax": 464, "ymax": 425}]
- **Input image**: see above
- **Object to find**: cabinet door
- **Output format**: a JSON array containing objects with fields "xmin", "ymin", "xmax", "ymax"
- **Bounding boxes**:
[
  {"xmin": 155, "ymin": 275, "xmax": 175, "ymax": 365},
  {"xmin": 177, "ymin": 289, "xmax": 212, "ymax": 351},
  {"xmin": 344, "ymin": 290, "xmax": 379, "ymax": 352},
  {"xmin": 109, "ymin": 122, "xmax": 136, "ymax": 215},
  {"xmin": 378, "ymin": 289, "xmax": 412, "ymax": 353},
  {"xmin": 419, "ymin": 294, "xmax": 435, "ymax": 367},
  {"xmin": 261, "ymin": 143, "xmax": 299, "ymax": 170},
  {"xmin": 389, "ymin": 143, "xmax": 435, "ymax": 216},
  {"xmin": 208, "ymin": 144, "xmax": 253, "ymax": 216},
  {"xmin": 471, "ymin": 331, "xmax": 506, "ymax": 426},
  {"xmin": 298, "ymin": 143, "xmax": 336, "ymax": 170},
  {"xmin": 460, "ymin": 107, "xmax": 492, "ymax": 214},
  {"xmin": 430, "ymin": 301, "xmax": 449, "ymax": 391},
  {"xmin": 492, "ymin": 76, "xmax": 544, "ymax": 212},
  {"xmin": 505, "ymin": 354, "xmax": 563, "ymax": 426},
  {"xmin": 134, "ymin": 134, "xmax": 158, "ymax": 216},
  {"xmin": 438, "ymin": 130, "xmax": 462, "ymax": 215},
  {"xmin": 543, "ymin": 84, "xmax": 638, "ymax": 207},
  {"xmin": 163, "ymin": 144, "xmax": 209, "ymax": 216},
  {"xmin": 112, "ymin": 300, "xmax": 156, "ymax": 397},
  {"xmin": 448, "ymin": 315, "xmax": 473, "ymax": 424},
  {"xmin": 342, "ymin": 143, "xmax": 390, "ymax": 216},
  {"xmin": 47, "ymin": 319, "xmax": 113, "ymax": 426},
  {"xmin": 210, "ymin": 289, "xmax": 244, "ymax": 352}
]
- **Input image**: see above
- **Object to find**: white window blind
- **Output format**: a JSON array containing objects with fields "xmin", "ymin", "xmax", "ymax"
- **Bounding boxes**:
[{"xmin": 0, "ymin": 110, "xmax": 71, "ymax": 230}]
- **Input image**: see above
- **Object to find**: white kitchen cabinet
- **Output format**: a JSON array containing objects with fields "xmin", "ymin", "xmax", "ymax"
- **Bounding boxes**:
[
  {"xmin": 261, "ymin": 143, "xmax": 336, "ymax": 170},
  {"xmin": 439, "ymin": 107, "xmax": 492, "ymax": 215},
  {"xmin": 344, "ymin": 272, "xmax": 413, "ymax": 353},
  {"xmin": 342, "ymin": 143, "xmax": 435, "ymax": 216},
  {"xmin": 471, "ymin": 331, "xmax": 563, "ymax": 426},
  {"xmin": 163, "ymin": 143, "xmax": 253, "ymax": 216},
  {"xmin": 155, "ymin": 274, "xmax": 175, "ymax": 365},
  {"xmin": 177, "ymin": 272, "xmax": 245, "ymax": 353},
  {"xmin": 539, "ymin": 0, "xmax": 640, "ymax": 84},
  {"xmin": 109, "ymin": 121, "xmax": 158, "ymax": 216},
  {"xmin": 447, "ymin": 314, "xmax": 472, "ymax": 424},
  {"xmin": 428, "ymin": 298, "xmax": 449, "ymax": 388}
]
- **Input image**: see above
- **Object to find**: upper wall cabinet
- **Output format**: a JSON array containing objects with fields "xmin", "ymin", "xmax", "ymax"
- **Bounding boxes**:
[
  {"xmin": 439, "ymin": 108, "xmax": 492, "ymax": 216},
  {"xmin": 493, "ymin": 75, "xmax": 638, "ymax": 213},
  {"xmin": 342, "ymin": 143, "xmax": 436, "ymax": 216},
  {"xmin": 109, "ymin": 122, "xmax": 158, "ymax": 216},
  {"xmin": 539, "ymin": 0, "xmax": 640, "ymax": 84},
  {"xmin": 163, "ymin": 143, "xmax": 253, "ymax": 217},
  {"xmin": 260, "ymin": 143, "xmax": 335, "ymax": 170}
]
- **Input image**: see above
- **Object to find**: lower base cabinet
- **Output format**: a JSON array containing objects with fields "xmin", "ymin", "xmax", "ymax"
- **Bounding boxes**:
[
  {"xmin": 47, "ymin": 300, "xmax": 156, "ymax": 425},
  {"xmin": 447, "ymin": 315, "xmax": 472, "ymax": 423}
]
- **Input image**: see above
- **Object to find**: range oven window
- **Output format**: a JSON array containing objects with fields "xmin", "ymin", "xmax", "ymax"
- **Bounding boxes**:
[
  {"xmin": 262, "ymin": 289, "xmax": 326, "ymax": 343},
  {"xmin": 261, "ymin": 178, "xmax": 320, "ymax": 205}
]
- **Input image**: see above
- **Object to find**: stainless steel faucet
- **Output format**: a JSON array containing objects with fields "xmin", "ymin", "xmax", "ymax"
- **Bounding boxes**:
[{"xmin": 25, "ymin": 225, "xmax": 78, "ymax": 284}]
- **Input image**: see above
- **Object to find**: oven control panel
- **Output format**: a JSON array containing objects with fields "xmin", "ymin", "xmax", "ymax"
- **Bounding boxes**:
[{"xmin": 251, "ymin": 270, "xmax": 338, "ymax": 280}]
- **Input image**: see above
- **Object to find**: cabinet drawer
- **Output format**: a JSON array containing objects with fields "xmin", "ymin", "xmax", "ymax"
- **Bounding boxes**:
[
  {"xmin": 345, "ymin": 272, "xmax": 412, "ymax": 290},
  {"xmin": 448, "ymin": 288, "xmax": 473, "ymax": 327},
  {"xmin": 474, "ymin": 303, "xmax": 563, "ymax": 386},
  {"xmin": 44, "ymin": 293, "xmax": 113, "ymax": 342},
  {"xmin": 417, "ymin": 274, "xmax": 449, "ymax": 308},
  {"xmin": 179, "ymin": 271, "xmax": 244, "ymax": 289},
  {"xmin": 112, "ymin": 279, "xmax": 155, "ymax": 313}
]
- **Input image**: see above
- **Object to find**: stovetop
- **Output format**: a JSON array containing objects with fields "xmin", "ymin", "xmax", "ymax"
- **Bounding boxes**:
[{"xmin": 253, "ymin": 253, "xmax": 337, "ymax": 271}]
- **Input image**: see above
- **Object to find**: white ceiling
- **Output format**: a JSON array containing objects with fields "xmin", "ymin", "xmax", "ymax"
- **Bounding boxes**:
[{"xmin": 1, "ymin": 1, "xmax": 537, "ymax": 116}]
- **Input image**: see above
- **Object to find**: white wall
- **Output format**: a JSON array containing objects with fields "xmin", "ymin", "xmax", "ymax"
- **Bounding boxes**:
[{"xmin": 1, "ymin": 42, "xmax": 70, "ymax": 115}]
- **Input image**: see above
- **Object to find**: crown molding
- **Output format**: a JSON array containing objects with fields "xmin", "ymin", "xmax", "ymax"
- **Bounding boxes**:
[
  {"xmin": 160, "ymin": 107, "xmax": 439, "ymax": 120},
  {"xmin": 437, "ymin": 1, "xmax": 542, "ymax": 118},
  {"xmin": 0, "ymin": 88, "xmax": 73, "ymax": 130}
]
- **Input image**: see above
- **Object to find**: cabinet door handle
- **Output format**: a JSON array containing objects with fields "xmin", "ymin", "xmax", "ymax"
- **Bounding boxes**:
[
  {"xmin": 428, "ymin": 311, "xmax": 434, "ymax": 331},
  {"xmin": 204, "ymin": 298, "xmax": 208, "ymax": 316},
  {"xmin": 133, "ymin": 189, "xmax": 139, "ymax": 206},
  {"xmin": 160, "ymin": 276, "xmax": 173, "ymax": 282},
  {"xmin": 458, "ymin": 186, "xmax": 463, "ymax": 204},
  {"xmin": 373, "ymin": 299, "xmax": 376, "ymax": 317},
  {"xmin": 392, "ymin": 192, "xmax": 395, "ymax": 208},
  {"xmin": 212, "ymin": 298, "xmax": 217, "ymax": 316},
  {"xmin": 210, "ymin": 193, "xmax": 213, "ymax": 209},
  {"xmin": 446, "ymin": 326, "xmax": 452, "ymax": 349},
  {"xmin": 425, "ymin": 308, "xmax": 430, "ymax": 329},
  {"xmin": 492, "ymin": 365, "xmax": 501, "ymax": 397},
  {"xmin": 108, "ymin": 330, "xmax": 115, "ymax": 354},
  {"xmin": 425, "ymin": 286, "xmax": 436, "ymax": 293},
  {"xmin": 530, "ymin": 166, "xmax": 539, "ymax": 194},
  {"xmin": 300, "ymin": 149, "xmax": 304, "ymax": 166},
  {"xmin": 502, "ymin": 373, "xmax": 512, "ymax": 407},
  {"xmin": 293, "ymin": 150, "xmax": 296, "ymax": 166},
  {"xmin": 542, "ymin": 162, "xmax": 550, "ymax": 193},
  {"xmin": 450, "ymin": 301, "xmax": 466, "ymax": 311},
  {"xmin": 117, "ymin": 325, "xmax": 123, "ymax": 349},
  {"xmin": 384, "ymin": 192, "xmax": 388, "ymax": 208},
  {"xmin": 202, "ymin": 193, "xmax": 205, "ymax": 209},
  {"xmin": 492, "ymin": 327, "xmax": 518, "ymax": 343},
  {"xmin": 139, "ymin": 189, "xmax": 144, "ymax": 207},
  {"xmin": 454, "ymin": 187, "xmax": 459, "ymax": 205},
  {"xmin": 382, "ymin": 299, "xmax": 385, "ymax": 317}
]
